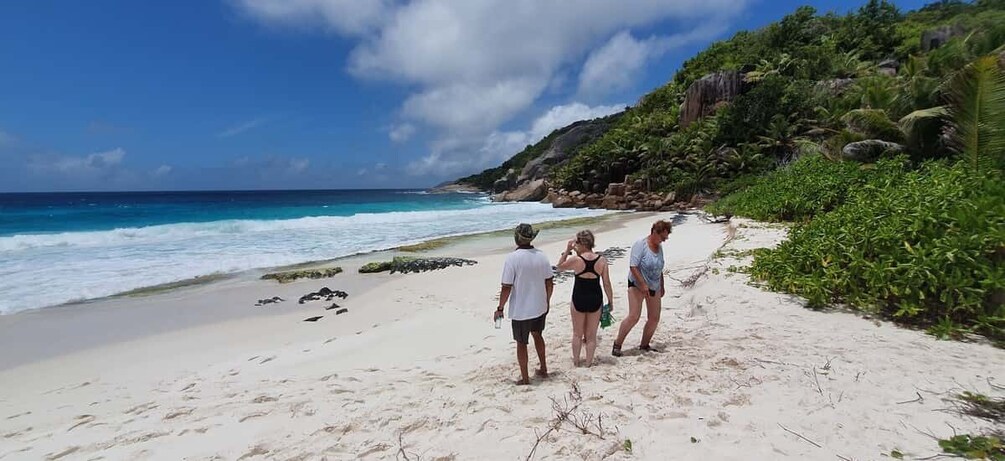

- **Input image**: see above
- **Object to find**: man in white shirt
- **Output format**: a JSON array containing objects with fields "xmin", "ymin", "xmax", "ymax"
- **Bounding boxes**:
[{"xmin": 496, "ymin": 223, "xmax": 554, "ymax": 385}]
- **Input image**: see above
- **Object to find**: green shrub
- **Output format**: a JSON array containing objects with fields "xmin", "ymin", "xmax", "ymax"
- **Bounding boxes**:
[
  {"xmin": 748, "ymin": 161, "xmax": 1004, "ymax": 341},
  {"xmin": 706, "ymin": 154, "xmax": 906, "ymax": 221}
]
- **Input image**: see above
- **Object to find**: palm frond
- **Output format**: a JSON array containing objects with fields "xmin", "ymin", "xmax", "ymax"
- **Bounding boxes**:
[
  {"xmin": 944, "ymin": 54, "xmax": 1005, "ymax": 173},
  {"xmin": 840, "ymin": 109, "xmax": 905, "ymax": 143},
  {"xmin": 898, "ymin": 106, "xmax": 950, "ymax": 138}
]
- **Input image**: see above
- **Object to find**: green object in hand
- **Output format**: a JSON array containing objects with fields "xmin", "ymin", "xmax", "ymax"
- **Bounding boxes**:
[{"xmin": 600, "ymin": 303, "xmax": 614, "ymax": 328}]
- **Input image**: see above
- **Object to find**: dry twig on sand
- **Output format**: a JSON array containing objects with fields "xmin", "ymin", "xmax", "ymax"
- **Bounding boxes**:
[
  {"xmin": 526, "ymin": 383, "xmax": 615, "ymax": 461},
  {"xmin": 777, "ymin": 423, "xmax": 822, "ymax": 448}
]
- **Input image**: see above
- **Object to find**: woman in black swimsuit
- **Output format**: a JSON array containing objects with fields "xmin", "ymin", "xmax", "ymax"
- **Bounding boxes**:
[{"xmin": 556, "ymin": 230, "xmax": 614, "ymax": 367}]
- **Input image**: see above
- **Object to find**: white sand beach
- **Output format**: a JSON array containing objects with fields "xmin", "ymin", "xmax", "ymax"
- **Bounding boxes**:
[{"xmin": 1, "ymin": 211, "xmax": 1002, "ymax": 460}]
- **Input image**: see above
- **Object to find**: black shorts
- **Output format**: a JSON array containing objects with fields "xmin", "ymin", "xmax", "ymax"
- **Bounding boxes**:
[
  {"xmin": 628, "ymin": 279, "xmax": 657, "ymax": 296},
  {"xmin": 511, "ymin": 313, "xmax": 547, "ymax": 344}
]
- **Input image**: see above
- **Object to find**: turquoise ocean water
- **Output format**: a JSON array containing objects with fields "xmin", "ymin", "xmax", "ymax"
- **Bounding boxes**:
[{"xmin": 0, "ymin": 190, "xmax": 606, "ymax": 314}]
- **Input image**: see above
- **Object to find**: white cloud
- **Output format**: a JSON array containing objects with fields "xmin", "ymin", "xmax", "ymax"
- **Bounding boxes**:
[
  {"xmin": 388, "ymin": 123, "xmax": 416, "ymax": 143},
  {"xmin": 288, "ymin": 158, "xmax": 310, "ymax": 173},
  {"xmin": 218, "ymin": 118, "xmax": 268, "ymax": 138},
  {"xmin": 232, "ymin": 0, "xmax": 391, "ymax": 35},
  {"xmin": 152, "ymin": 165, "xmax": 173, "ymax": 177},
  {"xmin": 527, "ymin": 103, "xmax": 625, "ymax": 142},
  {"xmin": 407, "ymin": 102, "xmax": 624, "ymax": 177},
  {"xmin": 578, "ymin": 31, "xmax": 654, "ymax": 97},
  {"xmin": 401, "ymin": 78, "xmax": 546, "ymax": 133},
  {"xmin": 234, "ymin": 0, "xmax": 750, "ymax": 180},
  {"xmin": 49, "ymin": 148, "xmax": 126, "ymax": 174},
  {"xmin": 578, "ymin": 23, "xmax": 732, "ymax": 98}
]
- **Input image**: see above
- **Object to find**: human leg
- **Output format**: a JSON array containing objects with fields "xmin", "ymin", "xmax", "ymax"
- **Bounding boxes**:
[
  {"xmin": 613, "ymin": 287, "xmax": 644, "ymax": 356},
  {"xmin": 512, "ymin": 318, "xmax": 533, "ymax": 385},
  {"xmin": 583, "ymin": 309, "xmax": 601, "ymax": 366},
  {"xmin": 531, "ymin": 330, "xmax": 548, "ymax": 377},
  {"xmin": 570, "ymin": 303, "xmax": 585, "ymax": 366},
  {"xmin": 516, "ymin": 343, "xmax": 530, "ymax": 385},
  {"xmin": 640, "ymin": 294, "xmax": 662, "ymax": 349}
]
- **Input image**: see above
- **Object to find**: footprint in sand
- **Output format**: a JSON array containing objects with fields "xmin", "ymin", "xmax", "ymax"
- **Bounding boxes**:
[
  {"xmin": 238, "ymin": 412, "xmax": 270, "ymax": 423},
  {"xmin": 162, "ymin": 407, "xmax": 196, "ymax": 421},
  {"xmin": 45, "ymin": 446, "xmax": 80, "ymax": 460},
  {"xmin": 237, "ymin": 445, "xmax": 270, "ymax": 460},
  {"xmin": 251, "ymin": 395, "xmax": 279, "ymax": 404},
  {"xmin": 3, "ymin": 426, "xmax": 32, "ymax": 439},
  {"xmin": 67, "ymin": 415, "xmax": 96, "ymax": 432},
  {"xmin": 259, "ymin": 356, "xmax": 276, "ymax": 365}
]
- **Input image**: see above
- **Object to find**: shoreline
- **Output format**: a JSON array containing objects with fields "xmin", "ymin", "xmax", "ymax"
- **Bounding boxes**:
[
  {"xmin": 0, "ymin": 211, "xmax": 628, "ymax": 370},
  {"xmin": 3, "ymin": 212, "xmax": 624, "ymax": 316},
  {"xmin": 3, "ymin": 210, "xmax": 1000, "ymax": 460}
]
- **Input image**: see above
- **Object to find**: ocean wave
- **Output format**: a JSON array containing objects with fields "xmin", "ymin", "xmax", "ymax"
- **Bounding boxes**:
[{"xmin": 0, "ymin": 202, "xmax": 609, "ymax": 314}]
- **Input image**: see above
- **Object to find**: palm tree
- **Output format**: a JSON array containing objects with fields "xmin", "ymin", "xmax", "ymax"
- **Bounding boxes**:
[
  {"xmin": 895, "ymin": 54, "xmax": 1005, "ymax": 171},
  {"xmin": 943, "ymin": 54, "xmax": 1005, "ymax": 172}
]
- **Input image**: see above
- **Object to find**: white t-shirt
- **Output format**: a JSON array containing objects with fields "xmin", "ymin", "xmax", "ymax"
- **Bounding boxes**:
[{"xmin": 501, "ymin": 247, "xmax": 553, "ymax": 321}]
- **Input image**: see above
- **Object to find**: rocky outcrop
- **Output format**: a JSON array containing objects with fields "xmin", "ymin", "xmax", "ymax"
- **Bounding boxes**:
[
  {"xmin": 841, "ymin": 140, "xmax": 906, "ymax": 163},
  {"xmin": 493, "ymin": 168, "xmax": 520, "ymax": 193},
  {"xmin": 494, "ymin": 178, "xmax": 547, "ymax": 202},
  {"xmin": 877, "ymin": 59, "xmax": 899, "ymax": 77},
  {"xmin": 427, "ymin": 182, "xmax": 484, "ymax": 194},
  {"xmin": 921, "ymin": 24, "xmax": 966, "ymax": 52},
  {"xmin": 680, "ymin": 71, "xmax": 748, "ymax": 128},
  {"xmin": 544, "ymin": 182, "xmax": 689, "ymax": 212},
  {"xmin": 493, "ymin": 117, "xmax": 622, "ymax": 202}
]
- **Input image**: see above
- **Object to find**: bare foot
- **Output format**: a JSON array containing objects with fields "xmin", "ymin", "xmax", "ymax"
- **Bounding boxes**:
[
  {"xmin": 535, "ymin": 369, "xmax": 548, "ymax": 379},
  {"xmin": 515, "ymin": 378, "xmax": 531, "ymax": 386}
]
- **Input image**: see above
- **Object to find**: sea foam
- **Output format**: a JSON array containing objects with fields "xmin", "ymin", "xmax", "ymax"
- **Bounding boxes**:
[{"xmin": 0, "ymin": 202, "xmax": 608, "ymax": 314}]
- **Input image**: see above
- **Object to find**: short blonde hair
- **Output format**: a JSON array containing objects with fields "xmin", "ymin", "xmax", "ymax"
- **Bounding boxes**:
[{"xmin": 576, "ymin": 230, "xmax": 595, "ymax": 249}]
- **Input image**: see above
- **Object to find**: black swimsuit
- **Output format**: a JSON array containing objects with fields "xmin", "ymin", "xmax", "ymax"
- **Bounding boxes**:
[{"xmin": 572, "ymin": 256, "xmax": 603, "ymax": 313}]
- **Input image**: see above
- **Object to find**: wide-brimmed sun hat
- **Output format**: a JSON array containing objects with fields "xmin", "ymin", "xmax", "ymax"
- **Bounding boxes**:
[{"xmin": 514, "ymin": 223, "xmax": 539, "ymax": 244}]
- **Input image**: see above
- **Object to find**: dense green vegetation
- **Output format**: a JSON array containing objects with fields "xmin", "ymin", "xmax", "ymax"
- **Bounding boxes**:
[
  {"xmin": 549, "ymin": 0, "xmax": 1005, "ymax": 200},
  {"xmin": 746, "ymin": 160, "xmax": 1002, "ymax": 339}
]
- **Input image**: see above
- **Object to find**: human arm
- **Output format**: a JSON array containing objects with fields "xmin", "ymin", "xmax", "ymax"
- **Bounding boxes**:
[
  {"xmin": 659, "ymin": 274, "xmax": 666, "ymax": 298},
  {"xmin": 556, "ymin": 239, "xmax": 578, "ymax": 271},
  {"xmin": 498, "ymin": 284, "xmax": 512, "ymax": 311},
  {"xmin": 600, "ymin": 257, "xmax": 614, "ymax": 310},
  {"xmin": 544, "ymin": 277, "xmax": 554, "ymax": 312}
]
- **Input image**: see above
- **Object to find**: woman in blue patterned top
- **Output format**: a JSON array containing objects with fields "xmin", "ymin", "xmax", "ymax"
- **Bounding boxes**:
[{"xmin": 612, "ymin": 219, "xmax": 671, "ymax": 357}]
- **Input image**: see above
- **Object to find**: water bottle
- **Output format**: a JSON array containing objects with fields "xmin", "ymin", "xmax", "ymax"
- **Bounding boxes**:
[{"xmin": 494, "ymin": 309, "xmax": 503, "ymax": 329}]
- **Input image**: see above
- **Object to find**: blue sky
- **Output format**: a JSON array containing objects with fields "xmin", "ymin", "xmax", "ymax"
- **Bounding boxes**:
[{"xmin": 0, "ymin": 0, "xmax": 929, "ymax": 192}]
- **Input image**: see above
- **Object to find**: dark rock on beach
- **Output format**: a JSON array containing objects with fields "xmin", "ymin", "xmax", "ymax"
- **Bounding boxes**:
[
  {"xmin": 298, "ymin": 287, "xmax": 349, "ymax": 304},
  {"xmin": 359, "ymin": 256, "xmax": 477, "ymax": 274},
  {"xmin": 303, "ymin": 316, "xmax": 323, "ymax": 322},
  {"xmin": 261, "ymin": 267, "xmax": 343, "ymax": 283},
  {"xmin": 254, "ymin": 296, "xmax": 284, "ymax": 307},
  {"xmin": 390, "ymin": 257, "xmax": 477, "ymax": 274},
  {"xmin": 335, "ymin": 308, "xmax": 348, "ymax": 315}
]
